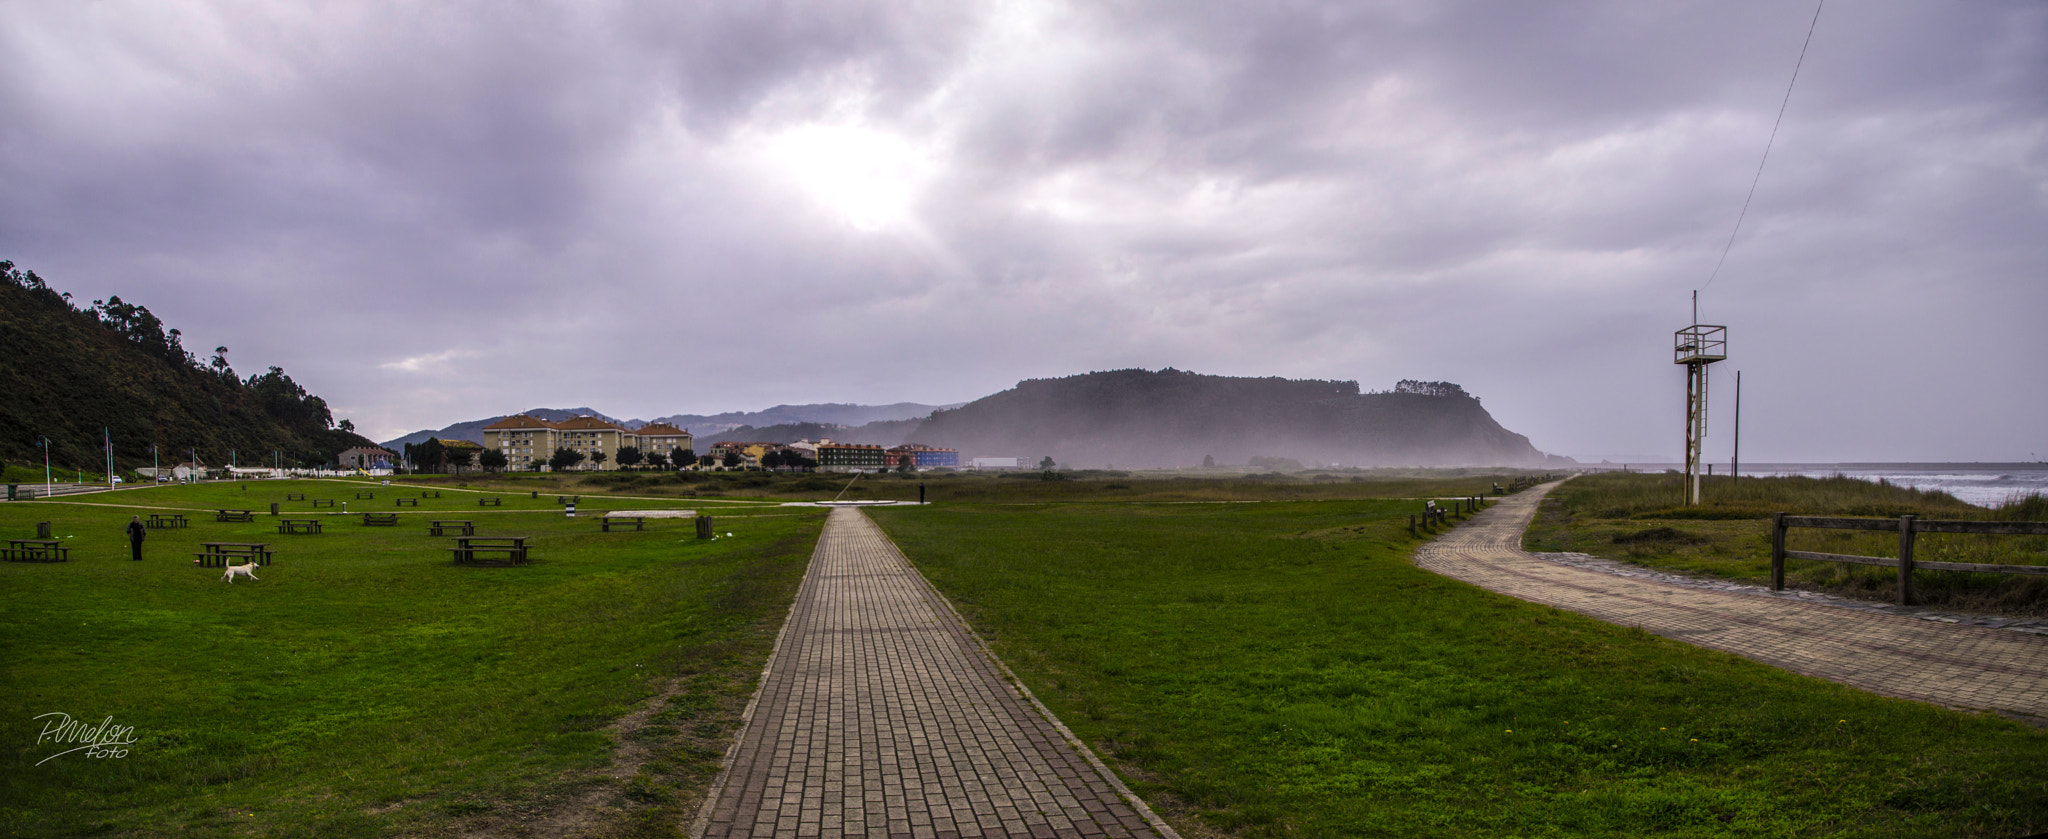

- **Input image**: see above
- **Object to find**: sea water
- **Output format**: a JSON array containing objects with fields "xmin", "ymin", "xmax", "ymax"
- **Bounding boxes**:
[{"xmin": 1745, "ymin": 465, "xmax": 2048, "ymax": 508}]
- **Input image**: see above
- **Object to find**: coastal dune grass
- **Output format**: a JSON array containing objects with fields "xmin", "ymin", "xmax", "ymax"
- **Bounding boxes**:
[
  {"xmin": 1526, "ymin": 471, "xmax": 2048, "ymax": 616},
  {"xmin": 871, "ymin": 499, "xmax": 2048, "ymax": 838},
  {"xmin": 1, "ymin": 478, "xmax": 819, "ymax": 838}
]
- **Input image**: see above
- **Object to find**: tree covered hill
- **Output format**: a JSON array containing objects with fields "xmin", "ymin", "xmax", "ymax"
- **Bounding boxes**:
[
  {"xmin": 0, "ymin": 260, "xmax": 377, "ymax": 470},
  {"xmin": 906, "ymin": 368, "xmax": 1551, "ymax": 469}
]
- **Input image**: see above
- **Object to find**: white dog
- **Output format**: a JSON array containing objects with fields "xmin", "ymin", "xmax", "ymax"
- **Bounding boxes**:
[{"xmin": 221, "ymin": 561, "xmax": 261, "ymax": 583}]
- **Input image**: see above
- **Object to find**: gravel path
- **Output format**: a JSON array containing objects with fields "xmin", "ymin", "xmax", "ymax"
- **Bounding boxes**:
[{"xmin": 1416, "ymin": 481, "xmax": 2048, "ymax": 721}]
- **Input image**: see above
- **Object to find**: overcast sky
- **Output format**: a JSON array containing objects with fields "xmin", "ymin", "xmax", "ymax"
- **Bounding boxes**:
[{"xmin": 4, "ymin": 1, "xmax": 2043, "ymax": 463}]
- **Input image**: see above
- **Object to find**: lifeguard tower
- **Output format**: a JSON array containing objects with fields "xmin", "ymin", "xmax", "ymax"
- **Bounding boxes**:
[{"xmin": 1674, "ymin": 321, "xmax": 1727, "ymax": 505}]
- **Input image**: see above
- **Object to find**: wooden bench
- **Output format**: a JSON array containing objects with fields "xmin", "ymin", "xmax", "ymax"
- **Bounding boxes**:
[
  {"xmin": 361, "ymin": 513, "xmax": 399, "ymax": 526},
  {"xmin": 4, "ymin": 539, "xmax": 69, "ymax": 562},
  {"xmin": 285, "ymin": 492, "xmax": 306, "ymax": 501},
  {"xmin": 276, "ymin": 518, "xmax": 323, "ymax": 535},
  {"xmin": 478, "ymin": 497, "xmax": 502, "ymax": 507},
  {"xmin": 428, "ymin": 520, "xmax": 475, "ymax": 537},
  {"xmin": 311, "ymin": 499, "xmax": 336, "ymax": 508},
  {"xmin": 147, "ymin": 513, "xmax": 189, "ymax": 529},
  {"xmin": 194, "ymin": 542, "xmax": 272, "ymax": 567},
  {"xmin": 215, "ymin": 509, "xmax": 255, "ymax": 523},
  {"xmin": 421, "ymin": 490, "xmax": 442, "ymax": 499},
  {"xmin": 555, "ymin": 495, "xmax": 580, "ymax": 505},
  {"xmin": 356, "ymin": 491, "xmax": 375, "ymax": 500},
  {"xmin": 395, "ymin": 498, "xmax": 420, "ymax": 507},
  {"xmin": 599, "ymin": 516, "xmax": 646, "ymax": 532},
  {"xmin": 452, "ymin": 536, "xmax": 528, "ymax": 565}
]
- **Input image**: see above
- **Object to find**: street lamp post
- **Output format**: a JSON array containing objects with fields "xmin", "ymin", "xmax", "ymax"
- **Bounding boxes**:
[{"xmin": 40, "ymin": 435, "xmax": 51, "ymax": 497}]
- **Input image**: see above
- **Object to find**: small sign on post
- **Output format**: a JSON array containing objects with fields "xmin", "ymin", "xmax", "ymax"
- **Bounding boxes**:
[{"xmin": 565, "ymin": 502, "xmax": 576, "ymax": 518}]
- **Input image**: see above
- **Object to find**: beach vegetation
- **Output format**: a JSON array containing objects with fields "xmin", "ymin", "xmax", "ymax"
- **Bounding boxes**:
[{"xmin": 1526, "ymin": 471, "xmax": 2048, "ymax": 616}]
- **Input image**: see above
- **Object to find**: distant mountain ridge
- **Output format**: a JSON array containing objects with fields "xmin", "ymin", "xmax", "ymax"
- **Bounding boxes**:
[{"xmin": 380, "ymin": 403, "xmax": 952, "ymax": 450}]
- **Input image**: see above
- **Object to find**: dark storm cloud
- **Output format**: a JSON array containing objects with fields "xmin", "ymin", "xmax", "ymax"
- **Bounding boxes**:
[{"xmin": 2, "ymin": 0, "xmax": 2042, "ymax": 460}]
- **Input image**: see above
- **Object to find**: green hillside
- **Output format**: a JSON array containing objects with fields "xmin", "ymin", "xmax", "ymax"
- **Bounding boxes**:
[{"xmin": 0, "ymin": 260, "xmax": 376, "ymax": 472}]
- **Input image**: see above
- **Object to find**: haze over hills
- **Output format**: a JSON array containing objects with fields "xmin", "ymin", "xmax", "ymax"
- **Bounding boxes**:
[
  {"xmin": 385, "ymin": 369, "xmax": 1558, "ymax": 470},
  {"xmin": 908, "ymin": 369, "xmax": 1555, "ymax": 469},
  {"xmin": 380, "ymin": 404, "xmax": 952, "ymax": 450}
]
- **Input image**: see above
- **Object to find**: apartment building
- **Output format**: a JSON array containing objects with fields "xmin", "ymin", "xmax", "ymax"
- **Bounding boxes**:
[
  {"xmin": 818, "ymin": 442, "xmax": 886, "ymax": 472},
  {"xmin": 482, "ymin": 414, "xmax": 695, "ymax": 471},
  {"xmin": 886, "ymin": 445, "xmax": 959, "ymax": 469}
]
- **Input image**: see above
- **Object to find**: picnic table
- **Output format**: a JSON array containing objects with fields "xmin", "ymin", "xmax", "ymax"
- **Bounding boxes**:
[
  {"xmin": 395, "ymin": 498, "xmax": 420, "ymax": 507},
  {"xmin": 421, "ymin": 490, "xmax": 442, "ymax": 499},
  {"xmin": 452, "ymin": 536, "xmax": 528, "ymax": 565},
  {"xmin": 556, "ymin": 495, "xmax": 580, "ymax": 505},
  {"xmin": 599, "ymin": 516, "xmax": 646, "ymax": 532},
  {"xmin": 276, "ymin": 518, "xmax": 324, "ymax": 535},
  {"xmin": 286, "ymin": 492, "xmax": 306, "ymax": 501},
  {"xmin": 311, "ymin": 499, "xmax": 336, "ymax": 508},
  {"xmin": 478, "ymin": 497, "xmax": 502, "ymax": 507},
  {"xmin": 356, "ymin": 491, "xmax": 375, "ymax": 500},
  {"xmin": 428, "ymin": 520, "xmax": 475, "ymax": 537},
  {"xmin": 147, "ymin": 513, "xmax": 189, "ymax": 529},
  {"xmin": 215, "ymin": 509, "xmax": 255, "ymax": 523},
  {"xmin": 194, "ymin": 542, "xmax": 273, "ymax": 567},
  {"xmin": 361, "ymin": 513, "xmax": 399, "ymax": 526},
  {"xmin": 3, "ymin": 539, "xmax": 69, "ymax": 562}
]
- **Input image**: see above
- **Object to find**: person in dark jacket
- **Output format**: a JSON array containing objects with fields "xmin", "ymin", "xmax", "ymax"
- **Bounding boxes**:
[{"xmin": 126, "ymin": 515, "xmax": 146, "ymax": 561}]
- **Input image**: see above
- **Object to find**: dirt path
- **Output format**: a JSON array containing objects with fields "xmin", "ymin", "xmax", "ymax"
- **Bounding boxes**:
[{"xmin": 1417, "ymin": 481, "xmax": 2048, "ymax": 722}]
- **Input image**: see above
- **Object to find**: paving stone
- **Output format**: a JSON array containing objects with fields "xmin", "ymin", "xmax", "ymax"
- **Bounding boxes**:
[
  {"xmin": 694, "ymin": 508, "xmax": 1174, "ymax": 838},
  {"xmin": 1416, "ymin": 482, "xmax": 2048, "ymax": 719}
]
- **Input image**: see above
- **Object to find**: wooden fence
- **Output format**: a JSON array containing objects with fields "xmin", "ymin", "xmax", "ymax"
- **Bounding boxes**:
[{"xmin": 1770, "ymin": 513, "xmax": 2048, "ymax": 605}]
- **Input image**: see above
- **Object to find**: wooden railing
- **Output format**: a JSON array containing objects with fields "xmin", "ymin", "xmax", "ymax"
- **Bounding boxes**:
[{"xmin": 1770, "ymin": 513, "xmax": 2048, "ymax": 605}]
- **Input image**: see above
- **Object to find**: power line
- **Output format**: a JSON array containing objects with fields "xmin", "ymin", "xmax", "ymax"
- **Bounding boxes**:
[{"xmin": 1702, "ymin": 0, "xmax": 1824, "ymax": 291}]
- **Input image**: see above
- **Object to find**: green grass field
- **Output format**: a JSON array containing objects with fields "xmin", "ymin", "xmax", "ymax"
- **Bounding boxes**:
[
  {"xmin": 10, "ymin": 472, "xmax": 2046, "ymax": 837},
  {"xmin": 1, "ymin": 478, "xmax": 821, "ymax": 838},
  {"xmin": 871, "ymin": 498, "xmax": 2048, "ymax": 838}
]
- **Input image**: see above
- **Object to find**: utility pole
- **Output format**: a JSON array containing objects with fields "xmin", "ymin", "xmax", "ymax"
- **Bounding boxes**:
[
  {"xmin": 40, "ymin": 435, "xmax": 52, "ymax": 497},
  {"xmin": 1732, "ymin": 371, "xmax": 1742, "ymax": 484},
  {"xmin": 105, "ymin": 428, "xmax": 113, "ymax": 488}
]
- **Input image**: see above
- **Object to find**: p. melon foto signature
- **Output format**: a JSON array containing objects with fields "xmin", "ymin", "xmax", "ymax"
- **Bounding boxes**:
[{"xmin": 33, "ymin": 712, "xmax": 137, "ymax": 766}]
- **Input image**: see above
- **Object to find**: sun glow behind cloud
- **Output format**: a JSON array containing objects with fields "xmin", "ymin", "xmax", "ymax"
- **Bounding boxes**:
[{"xmin": 760, "ymin": 124, "xmax": 930, "ymax": 232}]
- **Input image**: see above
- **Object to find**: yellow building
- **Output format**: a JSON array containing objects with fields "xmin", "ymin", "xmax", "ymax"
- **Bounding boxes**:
[
  {"xmin": 635, "ymin": 423, "xmax": 696, "ymax": 466},
  {"xmin": 482, "ymin": 415, "xmax": 560, "ymax": 471},
  {"xmin": 553, "ymin": 415, "xmax": 629, "ymax": 470},
  {"xmin": 482, "ymin": 414, "xmax": 697, "ymax": 471}
]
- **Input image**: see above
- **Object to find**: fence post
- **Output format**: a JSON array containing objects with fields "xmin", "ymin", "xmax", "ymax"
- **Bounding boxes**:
[
  {"xmin": 1897, "ymin": 514, "xmax": 1917, "ymax": 606},
  {"xmin": 1770, "ymin": 512, "xmax": 1786, "ymax": 591}
]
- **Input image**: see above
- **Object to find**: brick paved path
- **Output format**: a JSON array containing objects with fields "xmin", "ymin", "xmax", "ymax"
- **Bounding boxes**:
[
  {"xmin": 1417, "ymin": 481, "xmax": 2048, "ymax": 720},
  {"xmin": 693, "ymin": 507, "xmax": 1175, "ymax": 839}
]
